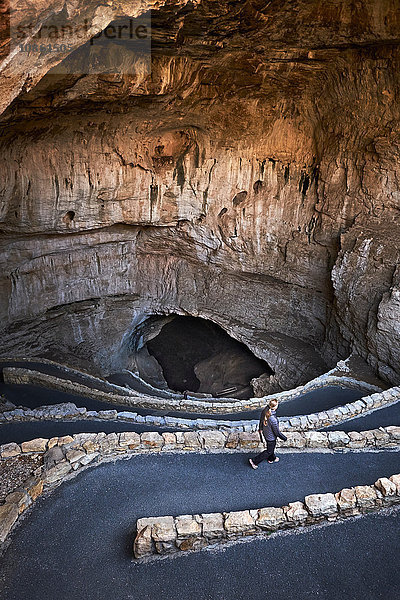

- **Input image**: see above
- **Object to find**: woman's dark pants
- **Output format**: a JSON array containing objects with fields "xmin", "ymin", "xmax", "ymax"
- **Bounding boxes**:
[{"xmin": 253, "ymin": 440, "xmax": 277, "ymax": 465}]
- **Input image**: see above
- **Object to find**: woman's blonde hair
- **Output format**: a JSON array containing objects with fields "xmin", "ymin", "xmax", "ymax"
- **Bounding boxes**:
[{"xmin": 263, "ymin": 399, "xmax": 278, "ymax": 424}]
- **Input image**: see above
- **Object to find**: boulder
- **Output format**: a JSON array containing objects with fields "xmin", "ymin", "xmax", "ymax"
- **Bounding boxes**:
[
  {"xmin": 72, "ymin": 433, "xmax": 97, "ymax": 445},
  {"xmin": 355, "ymin": 485, "xmax": 378, "ymax": 509},
  {"xmin": 44, "ymin": 445, "xmax": 65, "ymax": 468},
  {"xmin": 369, "ymin": 429, "xmax": 390, "ymax": 445},
  {"xmin": 4, "ymin": 491, "xmax": 32, "ymax": 514},
  {"xmin": 374, "ymin": 477, "xmax": 397, "ymax": 497},
  {"xmin": 57, "ymin": 436, "xmax": 74, "ymax": 446},
  {"xmin": 21, "ymin": 438, "xmax": 48, "ymax": 453},
  {"xmin": 98, "ymin": 433, "xmax": 120, "ymax": 452},
  {"xmin": 281, "ymin": 431, "xmax": 306, "ymax": 448},
  {"xmin": 26, "ymin": 478, "xmax": 44, "ymax": 500},
  {"xmin": 198, "ymin": 430, "xmax": 226, "ymax": 449},
  {"xmin": 304, "ymin": 493, "xmax": 338, "ymax": 518},
  {"xmin": 347, "ymin": 432, "xmax": 366, "ymax": 448},
  {"xmin": 201, "ymin": 513, "xmax": 225, "ymax": 539},
  {"xmin": 162, "ymin": 432, "xmax": 176, "ymax": 446},
  {"xmin": 284, "ymin": 501, "xmax": 308, "ymax": 524},
  {"xmin": 389, "ymin": 474, "xmax": 400, "ymax": 494},
  {"xmin": 117, "ymin": 411, "xmax": 138, "ymax": 421},
  {"xmin": 44, "ymin": 461, "xmax": 72, "ymax": 484},
  {"xmin": 150, "ymin": 516, "xmax": 177, "ymax": 553},
  {"xmin": 65, "ymin": 449, "xmax": 86, "ymax": 464},
  {"xmin": 304, "ymin": 431, "xmax": 329, "ymax": 448},
  {"xmin": 225, "ymin": 432, "xmax": 240, "ymax": 449},
  {"xmin": 97, "ymin": 410, "xmax": 118, "ymax": 419},
  {"xmin": 0, "ymin": 442, "xmax": 21, "ymax": 458},
  {"xmin": 335, "ymin": 488, "xmax": 357, "ymax": 514},
  {"xmin": 0, "ymin": 503, "xmax": 18, "ymax": 543},
  {"xmin": 79, "ymin": 452, "xmax": 99, "ymax": 466},
  {"xmin": 238, "ymin": 432, "xmax": 261, "ymax": 449},
  {"xmin": 386, "ymin": 426, "xmax": 400, "ymax": 440},
  {"xmin": 224, "ymin": 510, "xmax": 256, "ymax": 534},
  {"xmin": 256, "ymin": 507, "xmax": 286, "ymax": 530},
  {"xmin": 327, "ymin": 431, "xmax": 350, "ymax": 448},
  {"xmin": 119, "ymin": 432, "xmax": 141, "ymax": 448},
  {"xmin": 140, "ymin": 432, "xmax": 164, "ymax": 449},
  {"xmin": 82, "ymin": 439, "xmax": 101, "ymax": 453},
  {"xmin": 183, "ymin": 432, "xmax": 201, "ymax": 449},
  {"xmin": 134, "ymin": 524, "xmax": 153, "ymax": 558},
  {"xmin": 175, "ymin": 515, "xmax": 202, "ymax": 538}
]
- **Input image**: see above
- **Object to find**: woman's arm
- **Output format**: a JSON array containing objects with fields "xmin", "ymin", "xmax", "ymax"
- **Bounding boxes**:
[{"xmin": 270, "ymin": 416, "xmax": 287, "ymax": 441}]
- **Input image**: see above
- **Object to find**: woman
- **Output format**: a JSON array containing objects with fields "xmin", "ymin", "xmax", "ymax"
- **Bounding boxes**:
[{"xmin": 249, "ymin": 399, "xmax": 287, "ymax": 469}]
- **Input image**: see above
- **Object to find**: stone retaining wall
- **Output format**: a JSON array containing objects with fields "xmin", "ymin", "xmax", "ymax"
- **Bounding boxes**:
[
  {"xmin": 1, "ymin": 426, "xmax": 400, "ymax": 546},
  {"xmin": 133, "ymin": 474, "xmax": 400, "ymax": 558},
  {"xmin": 0, "ymin": 358, "xmax": 134, "ymax": 396},
  {"xmin": 1, "ymin": 377, "xmax": 399, "ymax": 433},
  {"xmin": 3, "ymin": 365, "xmax": 382, "ymax": 415},
  {"xmin": 1, "ymin": 357, "xmax": 188, "ymax": 402}
]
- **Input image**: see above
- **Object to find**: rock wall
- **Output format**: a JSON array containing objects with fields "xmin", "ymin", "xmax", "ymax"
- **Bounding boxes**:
[
  {"xmin": 332, "ymin": 221, "xmax": 400, "ymax": 383},
  {"xmin": 1, "ymin": 427, "xmax": 400, "ymax": 546},
  {"xmin": 0, "ymin": 0, "xmax": 399, "ymax": 386},
  {"xmin": 134, "ymin": 474, "xmax": 400, "ymax": 558},
  {"xmin": 2, "ymin": 364, "xmax": 394, "ymax": 423}
]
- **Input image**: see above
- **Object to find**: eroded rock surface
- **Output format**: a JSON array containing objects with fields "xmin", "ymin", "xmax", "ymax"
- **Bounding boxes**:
[{"xmin": 0, "ymin": 1, "xmax": 399, "ymax": 389}]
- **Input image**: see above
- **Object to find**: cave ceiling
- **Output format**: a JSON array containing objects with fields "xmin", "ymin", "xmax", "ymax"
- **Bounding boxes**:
[{"xmin": 0, "ymin": 0, "xmax": 399, "ymax": 388}]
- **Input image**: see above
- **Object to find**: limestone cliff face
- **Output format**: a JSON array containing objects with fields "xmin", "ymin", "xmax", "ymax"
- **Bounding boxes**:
[
  {"xmin": 0, "ymin": 0, "xmax": 399, "ymax": 388},
  {"xmin": 332, "ymin": 220, "xmax": 400, "ymax": 383}
]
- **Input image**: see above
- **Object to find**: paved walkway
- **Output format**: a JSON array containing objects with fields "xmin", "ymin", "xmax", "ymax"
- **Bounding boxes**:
[
  {"xmin": 1, "ymin": 378, "xmax": 398, "ymax": 446},
  {"xmin": 0, "ymin": 450, "xmax": 399, "ymax": 600},
  {"xmin": 327, "ymin": 401, "xmax": 400, "ymax": 431},
  {"xmin": 0, "ymin": 360, "xmax": 131, "ymax": 394},
  {"xmin": 1, "ymin": 395, "xmax": 399, "ymax": 445},
  {"xmin": 0, "ymin": 381, "xmax": 366, "ymax": 420},
  {"xmin": 1, "ymin": 363, "xmax": 397, "ymax": 599}
]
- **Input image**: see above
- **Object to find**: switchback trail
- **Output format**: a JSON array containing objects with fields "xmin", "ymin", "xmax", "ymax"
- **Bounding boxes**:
[
  {"xmin": 0, "ymin": 450, "xmax": 399, "ymax": 600},
  {"xmin": 0, "ymin": 381, "xmax": 366, "ymax": 420}
]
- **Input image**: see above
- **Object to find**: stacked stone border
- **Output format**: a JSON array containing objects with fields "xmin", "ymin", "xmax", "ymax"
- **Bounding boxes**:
[
  {"xmin": 1, "ymin": 426, "xmax": 400, "ymax": 547},
  {"xmin": 1, "ymin": 388, "xmax": 399, "ymax": 433},
  {"xmin": 0, "ymin": 358, "xmax": 183, "ymax": 401},
  {"xmin": 133, "ymin": 474, "xmax": 400, "ymax": 559},
  {"xmin": 2, "ymin": 363, "xmax": 382, "ymax": 415}
]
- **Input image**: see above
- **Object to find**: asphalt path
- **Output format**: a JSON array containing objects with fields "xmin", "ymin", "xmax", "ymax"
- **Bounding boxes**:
[
  {"xmin": 107, "ymin": 371, "xmax": 181, "ymax": 399},
  {"xmin": 0, "ymin": 450, "xmax": 399, "ymax": 600},
  {"xmin": 327, "ymin": 401, "xmax": 400, "ymax": 431},
  {"xmin": 0, "ymin": 359, "xmax": 186, "ymax": 399},
  {"xmin": 1, "ymin": 384, "xmax": 397, "ymax": 446},
  {"xmin": 1, "ymin": 400, "xmax": 398, "ymax": 446},
  {"xmin": 0, "ymin": 382, "xmax": 366, "ymax": 421},
  {"xmin": 0, "ymin": 383, "xmax": 152, "ymax": 414},
  {"xmin": 0, "ymin": 360, "xmax": 131, "ymax": 395}
]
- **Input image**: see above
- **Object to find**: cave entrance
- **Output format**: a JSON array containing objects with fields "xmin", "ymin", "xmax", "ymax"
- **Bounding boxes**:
[{"xmin": 142, "ymin": 315, "xmax": 273, "ymax": 399}]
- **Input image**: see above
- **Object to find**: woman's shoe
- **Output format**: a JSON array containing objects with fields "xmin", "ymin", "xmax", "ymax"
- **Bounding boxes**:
[
  {"xmin": 249, "ymin": 459, "xmax": 258, "ymax": 469},
  {"xmin": 268, "ymin": 457, "xmax": 280, "ymax": 463}
]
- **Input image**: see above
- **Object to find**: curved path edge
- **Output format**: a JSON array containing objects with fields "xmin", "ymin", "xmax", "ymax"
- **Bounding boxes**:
[
  {"xmin": 1, "ymin": 426, "xmax": 400, "ymax": 549},
  {"xmin": 2, "ymin": 376, "xmax": 399, "ymax": 432},
  {"xmin": 133, "ymin": 473, "xmax": 400, "ymax": 559},
  {"xmin": 2, "ymin": 363, "xmax": 382, "ymax": 415}
]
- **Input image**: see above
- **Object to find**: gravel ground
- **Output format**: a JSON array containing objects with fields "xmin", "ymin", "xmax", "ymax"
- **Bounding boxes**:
[{"xmin": 0, "ymin": 455, "xmax": 43, "ymax": 502}]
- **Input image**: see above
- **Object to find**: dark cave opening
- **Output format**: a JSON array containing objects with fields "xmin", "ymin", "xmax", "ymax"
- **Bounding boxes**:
[{"xmin": 145, "ymin": 315, "xmax": 273, "ymax": 398}]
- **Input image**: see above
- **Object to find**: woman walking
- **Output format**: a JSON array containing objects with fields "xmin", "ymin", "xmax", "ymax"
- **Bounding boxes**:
[{"xmin": 249, "ymin": 399, "xmax": 287, "ymax": 469}]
